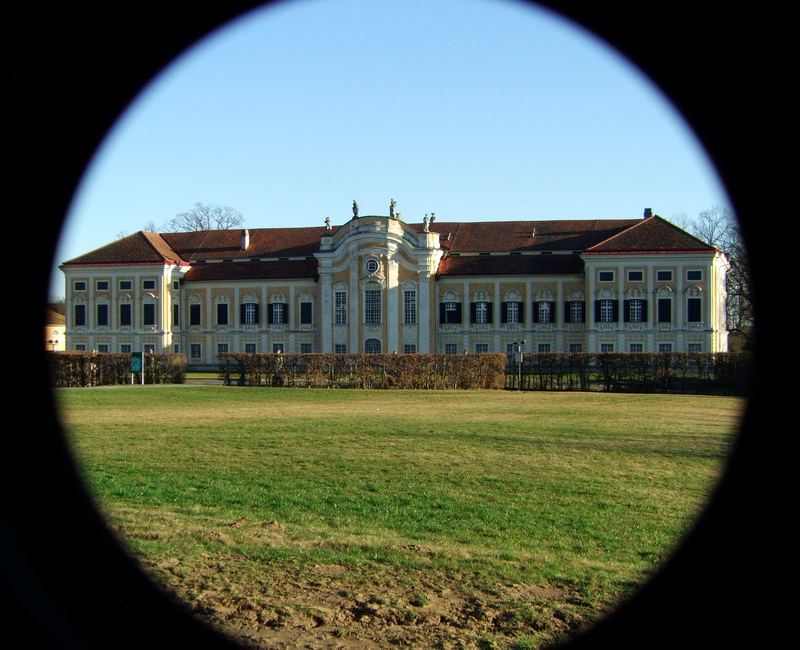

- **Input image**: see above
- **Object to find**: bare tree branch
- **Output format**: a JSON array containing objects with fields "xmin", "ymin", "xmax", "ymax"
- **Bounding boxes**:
[{"xmin": 167, "ymin": 202, "xmax": 245, "ymax": 232}]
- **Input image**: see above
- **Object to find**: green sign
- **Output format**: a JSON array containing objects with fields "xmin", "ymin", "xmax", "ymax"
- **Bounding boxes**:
[{"xmin": 131, "ymin": 352, "xmax": 143, "ymax": 373}]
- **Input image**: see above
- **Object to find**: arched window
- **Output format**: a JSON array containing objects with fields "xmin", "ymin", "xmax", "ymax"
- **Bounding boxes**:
[{"xmin": 364, "ymin": 338, "xmax": 381, "ymax": 354}]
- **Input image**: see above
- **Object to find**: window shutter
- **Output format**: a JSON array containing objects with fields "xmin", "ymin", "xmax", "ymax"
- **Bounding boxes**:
[
  {"xmin": 594, "ymin": 300, "xmax": 601, "ymax": 323},
  {"xmin": 642, "ymin": 300, "xmax": 648, "ymax": 323},
  {"xmin": 470, "ymin": 302, "xmax": 477, "ymax": 324},
  {"xmin": 486, "ymin": 302, "xmax": 493, "ymax": 324},
  {"xmin": 501, "ymin": 302, "xmax": 508, "ymax": 323},
  {"xmin": 267, "ymin": 304, "xmax": 274, "ymax": 324},
  {"xmin": 564, "ymin": 302, "xmax": 571, "ymax": 324},
  {"xmin": 454, "ymin": 303, "xmax": 462, "ymax": 324},
  {"xmin": 439, "ymin": 303, "xmax": 446, "ymax": 324},
  {"xmin": 301, "ymin": 302, "xmax": 312, "ymax": 324},
  {"xmin": 548, "ymin": 301, "xmax": 556, "ymax": 324},
  {"xmin": 623, "ymin": 300, "xmax": 631, "ymax": 323},
  {"xmin": 240, "ymin": 304, "xmax": 246, "ymax": 326},
  {"xmin": 518, "ymin": 302, "xmax": 524, "ymax": 323},
  {"xmin": 532, "ymin": 301, "xmax": 540, "ymax": 324},
  {"xmin": 283, "ymin": 302, "xmax": 289, "ymax": 324},
  {"xmin": 612, "ymin": 300, "xmax": 619, "ymax": 322}
]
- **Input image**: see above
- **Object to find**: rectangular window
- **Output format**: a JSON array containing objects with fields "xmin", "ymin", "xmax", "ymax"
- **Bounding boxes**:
[
  {"xmin": 598, "ymin": 271, "xmax": 615, "ymax": 282},
  {"xmin": 335, "ymin": 291, "xmax": 347, "ymax": 325},
  {"xmin": 73, "ymin": 281, "xmax": 86, "ymax": 292},
  {"xmin": 600, "ymin": 299, "xmax": 615, "ymax": 323},
  {"xmin": 144, "ymin": 344, "xmax": 155, "ymax": 354},
  {"xmin": 74, "ymin": 344, "xmax": 86, "ymax": 351},
  {"xmin": 300, "ymin": 302, "xmax": 313, "ymax": 325},
  {"xmin": 245, "ymin": 343, "xmax": 257, "ymax": 353},
  {"xmin": 656, "ymin": 270, "xmax": 673, "ymax": 282},
  {"xmin": 173, "ymin": 281, "xmax": 180, "ymax": 290},
  {"xmin": 242, "ymin": 303, "xmax": 258, "ymax": 325},
  {"xmin": 143, "ymin": 303, "xmax": 155, "ymax": 326},
  {"xmin": 444, "ymin": 343, "xmax": 458, "ymax": 355},
  {"xmin": 627, "ymin": 270, "xmax": 644, "ymax": 282},
  {"xmin": 190, "ymin": 343, "xmax": 202, "ymax": 359},
  {"xmin": 627, "ymin": 299, "xmax": 644, "ymax": 323},
  {"xmin": 271, "ymin": 303, "xmax": 286, "ymax": 325},
  {"xmin": 569, "ymin": 301, "xmax": 584, "ymax": 324},
  {"xmin": 119, "ymin": 280, "xmax": 132, "ymax": 291},
  {"xmin": 658, "ymin": 298, "xmax": 672, "ymax": 323},
  {"xmin": 190, "ymin": 303, "xmax": 201, "ymax": 326},
  {"xmin": 143, "ymin": 279, "xmax": 156, "ymax": 290},
  {"xmin": 335, "ymin": 344, "xmax": 347, "ymax": 354},
  {"xmin": 442, "ymin": 301, "xmax": 462, "ymax": 324},
  {"xmin": 537, "ymin": 301, "xmax": 552, "ymax": 324},
  {"xmin": 96, "ymin": 280, "xmax": 109, "ymax": 291},
  {"xmin": 473, "ymin": 302, "xmax": 489, "ymax": 324},
  {"xmin": 475, "ymin": 343, "xmax": 489, "ymax": 353},
  {"xmin": 173, "ymin": 304, "xmax": 180, "ymax": 327},
  {"xmin": 404, "ymin": 344, "xmax": 417, "ymax": 354},
  {"xmin": 506, "ymin": 343, "xmax": 517, "ymax": 353},
  {"xmin": 403, "ymin": 290, "xmax": 416, "ymax": 325},
  {"xmin": 97, "ymin": 344, "xmax": 109, "ymax": 353},
  {"xmin": 506, "ymin": 301, "xmax": 520, "ymax": 324},
  {"xmin": 217, "ymin": 343, "xmax": 229, "ymax": 354},
  {"xmin": 120, "ymin": 304, "xmax": 131, "ymax": 326},
  {"xmin": 120, "ymin": 344, "xmax": 132, "ymax": 353},
  {"xmin": 173, "ymin": 344, "xmax": 180, "ymax": 353},
  {"xmin": 300, "ymin": 343, "xmax": 313, "ymax": 353},
  {"xmin": 687, "ymin": 270, "xmax": 703, "ymax": 282},
  {"xmin": 688, "ymin": 343, "xmax": 702, "ymax": 353},
  {"xmin": 658, "ymin": 343, "xmax": 673, "ymax": 353},
  {"xmin": 600, "ymin": 343, "xmax": 614, "ymax": 353},
  {"xmin": 365, "ymin": 290, "xmax": 381, "ymax": 325},
  {"xmin": 687, "ymin": 297, "xmax": 702, "ymax": 323},
  {"xmin": 96, "ymin": 304, "xmax": 109, "ymax": 326},
  {"xmin": 74, "ymin": 304, "xmax": 86, "ymax": 327},
  {"xmin": 568, "ymin": 343, "xmax": 583, "ymax": 353},
  {"xmin": 272, "ymin": 343, "xmax": 285, "ymax": 353},
  {"xmin": 537, "ymin": 343, "xmax": 551, "ymax": 353},
  {"xmin": 629, "ymin": 343, "xmax": 644, "ymax": 353}
]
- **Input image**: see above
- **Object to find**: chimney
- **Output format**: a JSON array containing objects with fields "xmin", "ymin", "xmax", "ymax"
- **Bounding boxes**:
[
  {"xmin": 643, "ymin": 208, "xmax": 652, "ymax": 219},
  {"xmin": 240, "ymin": 228, "xmax": 250, "ymax": 251}
]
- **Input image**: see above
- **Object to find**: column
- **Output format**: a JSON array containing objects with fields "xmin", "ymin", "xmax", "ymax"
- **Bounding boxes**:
[
  {"xmin": 320, "ymin": 272, "xmax": 333, "ymax": 353},
  {"xmin": 418, "ymin": 270, "xmax": 431, "ymax": 353}
]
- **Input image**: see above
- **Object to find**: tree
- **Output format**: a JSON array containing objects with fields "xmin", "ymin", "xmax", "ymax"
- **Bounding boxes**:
[
  {"xmin": 681, "ymin": 206, "xmax": 753, "ymax": 350},
  {"xmin": 167, "ymin": 202, "xmax": 244, "ymax": 232}
]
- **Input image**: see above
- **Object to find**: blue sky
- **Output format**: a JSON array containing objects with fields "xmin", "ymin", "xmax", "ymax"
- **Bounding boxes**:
[{"xmin": 52, "ymin": 0, "xmax": 730, "ymax": 298}]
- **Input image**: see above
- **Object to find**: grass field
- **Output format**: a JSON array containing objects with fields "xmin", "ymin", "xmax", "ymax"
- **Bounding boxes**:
[{"xmin": 57, "ymin": 387, "xmax": 743, "ymax": 649}]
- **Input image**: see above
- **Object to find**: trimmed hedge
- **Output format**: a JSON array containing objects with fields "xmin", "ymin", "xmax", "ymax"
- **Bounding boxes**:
[
  {"xmin": 218, "ymin": 353, "xmax": 506, "ymax": 390},
  {"xmin": 505, "ymin": 352, "xmax": 749, "ymax": 395},
  {"xmin": 50, "ymin": 352, "xmax": 186, "ymax": 387}
]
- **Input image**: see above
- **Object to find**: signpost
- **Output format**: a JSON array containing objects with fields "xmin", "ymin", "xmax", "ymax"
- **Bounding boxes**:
[{"xmin": 131, "ymin": 351, "xmax": 144, "ymax": 385}]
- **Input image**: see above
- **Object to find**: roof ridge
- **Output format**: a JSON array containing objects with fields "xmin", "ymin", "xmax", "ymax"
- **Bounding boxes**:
[
  {"xmin": 140, "ymin": 230, "xmax": 186, "ymax": 264},
  {"xmin": 585, "ymin": 216, "xmax": 654, "ymax": 252}
]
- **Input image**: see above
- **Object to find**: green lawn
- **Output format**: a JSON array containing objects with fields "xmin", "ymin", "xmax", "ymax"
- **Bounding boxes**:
[{"xmin": 57, "ymin": 387, "xmax": 743, "ymax": 649}]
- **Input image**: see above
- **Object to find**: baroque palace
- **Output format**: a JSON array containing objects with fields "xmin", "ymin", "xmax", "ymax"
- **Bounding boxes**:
[{"xmin": 61, "ymin": 204, "xmax": 728, "ymax": 366}]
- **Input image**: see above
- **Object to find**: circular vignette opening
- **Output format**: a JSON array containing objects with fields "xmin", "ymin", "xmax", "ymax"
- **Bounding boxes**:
[{"xmin": 6, "ymin": 2, "xmax": 792, "ymax": 649}]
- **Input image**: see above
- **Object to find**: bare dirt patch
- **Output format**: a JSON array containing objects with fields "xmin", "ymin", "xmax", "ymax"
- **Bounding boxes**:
[{"xmin": 142, "ymin": 553, "xmax": 595, "ymax": 649}]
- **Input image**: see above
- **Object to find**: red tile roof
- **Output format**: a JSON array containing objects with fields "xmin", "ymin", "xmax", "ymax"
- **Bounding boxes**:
[
  {"xmin": 422, "ymin": 220, "xmax": 640, "ymax": 252},
  {"xmin": 438, "ymin": 254, "xmax": 583, "ymax": 276},
  {"xmin": 162, "ymin": 226, "xmax": 336, "ymax": 261},
  {"xmin": 585, "ymin": 216, "xmax": 716, "ymax": 253},
  {"xmin": 61, "ymin": 217, "xmax": 711, "ymax": 281},
  {"xmin": 62, "ymin": 231, "xmax": 186, "ymax": 266},
  {"xmin": 184, "ymin": 260, "xmax": 318, "ymax": 282}
]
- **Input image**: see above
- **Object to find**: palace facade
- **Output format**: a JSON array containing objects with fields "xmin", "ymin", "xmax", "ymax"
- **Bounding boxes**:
[{"xmin": 61, "ymin": 209, "xmax": 728, "ymax": 365}]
